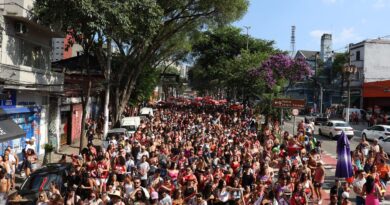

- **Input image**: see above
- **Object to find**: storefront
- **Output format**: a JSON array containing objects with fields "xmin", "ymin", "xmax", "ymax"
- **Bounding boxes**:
[
  {"xmin": 71, "ymin": 104, "xmax": 83, "ymax": 144},
  {"xmin": 0, "ymin": 109, "xmax": 26, "ymax": 152},
  {"xmin": 0, "ymin": 89, "xmax": 47, "ymax": 156},
  {"xmin": 363, "ymin": 80, "xmax": 390, "ymax": 112},
  {"xmin": 0, "ymin": 106, "xmax": 41, "ymax": 155},
  {"xmin": 60, "ymin": 105, "xmax": 71, "ymax": 145}
]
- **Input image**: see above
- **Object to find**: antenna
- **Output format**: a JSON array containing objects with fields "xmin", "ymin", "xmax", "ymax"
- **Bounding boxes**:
[{"xmin": 291, "ymin": 25, "xmax": 296, "ymax": 57}]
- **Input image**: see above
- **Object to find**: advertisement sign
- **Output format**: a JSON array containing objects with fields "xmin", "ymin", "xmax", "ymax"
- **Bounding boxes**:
[{"xmin": 0, "ymin": 89, "xmax": 16, "ymax": 106}]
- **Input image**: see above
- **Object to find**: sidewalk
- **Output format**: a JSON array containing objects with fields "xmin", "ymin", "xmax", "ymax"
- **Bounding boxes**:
[{"xmin": 38, "ymin": 137, "xmax": 103, "ymax": 164}]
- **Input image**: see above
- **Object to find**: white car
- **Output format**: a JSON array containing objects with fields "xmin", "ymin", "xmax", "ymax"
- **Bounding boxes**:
[
  {"xmin": 378, "ymin": 138, "xmax": 390, "ymax": 155},
  {"xmin": 361, "ymin": 125, "xmax": 390, "ymax": 141},
  {"xmin": 318, "ymin": 120, "xmax": 354, "ymax": 140}
]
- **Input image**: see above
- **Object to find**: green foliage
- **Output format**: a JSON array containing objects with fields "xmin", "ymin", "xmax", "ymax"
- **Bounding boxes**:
[
  {"xmin": 44, "ymin": 143, "xmax": 54, "ymax": 153},
  {"xmin": 189, "ymin": 26, "xmax": 278, "ymax": 96},
  {"xmin": 34, "ymin": 0, "xmax": 249, "ymax": 122},
  {"xmin": 129, "ymin": 67, "xmax": 159, "ymax": 105},
  {"xmin": 332, "ymin": 52, "xmax": 349, "ymax": 75}
]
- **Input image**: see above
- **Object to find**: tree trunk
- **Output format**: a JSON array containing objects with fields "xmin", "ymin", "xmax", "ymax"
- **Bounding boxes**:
[
  {"xmin": 103, "ymin": 38, "xmax": 112, "ymax": 139},
  {"xmin": 79, "ymin": 80, "xmax": 91, "ymax": 152}
]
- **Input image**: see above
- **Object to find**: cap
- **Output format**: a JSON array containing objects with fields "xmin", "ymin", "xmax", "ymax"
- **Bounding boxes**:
[
  {"xmin": 342, "ymin": 191, "xmax": 349, "ymax": 199},
  {"xmin": 108, "ymin": 190, "xmax": 122, "ymax": 199},
  {"xmin": 151, "ymin": 191, "xmax": 159, "ymax": 200}
]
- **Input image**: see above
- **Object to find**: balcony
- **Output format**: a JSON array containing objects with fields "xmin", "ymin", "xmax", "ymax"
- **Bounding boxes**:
[
  {"xmin": 0, "ymin": 0, "xmax": 34, "ymax": 18},
  {"xmin": 0, "ymin": 63, "xmax": 64, "ymax": 92}
]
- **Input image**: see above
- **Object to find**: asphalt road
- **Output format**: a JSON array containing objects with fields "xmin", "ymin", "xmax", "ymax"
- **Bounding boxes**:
[{"xmin": 283, "ymin": 116, "xmax": 390, "ymax": 204}]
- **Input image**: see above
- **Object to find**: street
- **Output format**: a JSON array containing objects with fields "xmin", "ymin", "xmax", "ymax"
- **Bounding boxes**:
[{"xmin": 284, "ymin": 116, "xmax": 390, "ymax": 204}]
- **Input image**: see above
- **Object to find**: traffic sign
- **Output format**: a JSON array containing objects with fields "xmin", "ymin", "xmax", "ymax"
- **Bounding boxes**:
[
  {"xmin": 292, "ymin": 109, "xmax": 299, "ymax": 116},
  {"xmin": 272, "ymin": 98, "xmax": 305, "ymax": 109}
]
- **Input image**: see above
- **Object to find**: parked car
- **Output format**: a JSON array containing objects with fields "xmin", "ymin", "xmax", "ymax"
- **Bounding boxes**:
[
  {"xmin": 8, "ymin": 163, "xmax": 72, "ymax": 205},
  {"xmin": 318, "ymin": 120, "xmax": 354, "ymax": 140},
  {"xmin": 361, "ymin": 125, "xmax": 390, "ymax": 141},
  {"xmin": 304, "ymin": 113, "xmax": 328, "ymax": 125},
  {"xmin": 378, "ymin": 138, "xmax": 390, "ymax": 155}
]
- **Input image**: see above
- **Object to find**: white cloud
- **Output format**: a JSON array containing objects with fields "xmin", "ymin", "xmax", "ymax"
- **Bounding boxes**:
[
  {"xmin": 334, "ymin": 27, "xmax": 362, "ymax": 44},
  {"xmin": 309, "ymin": 30, "xmax": 332, "ymax": 39},
  {"xmin": 309, "ymin": 27, "xmax": 362, "ymax": 49}
]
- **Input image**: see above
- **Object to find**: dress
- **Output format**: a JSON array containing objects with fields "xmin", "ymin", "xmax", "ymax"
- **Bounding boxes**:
[{"xmin": 365, "ymin": 187, "xmax": 380, "ymax": 205}]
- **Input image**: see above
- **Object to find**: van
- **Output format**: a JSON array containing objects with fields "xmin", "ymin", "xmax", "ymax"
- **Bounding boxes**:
[
  {"xmin": 140, "ymin": 107, "xmax": 154, "ymax": 117},
  {"xmin": 103, "ymin": 128, "xmax": 127, "ymax": 149},
  {"xmin": 342, "ymin": 108, "xmax": 367, "ymax": 120},
  {"xmin": 120, "ymin": 116, "xmax": 141, "ymax": 135}
]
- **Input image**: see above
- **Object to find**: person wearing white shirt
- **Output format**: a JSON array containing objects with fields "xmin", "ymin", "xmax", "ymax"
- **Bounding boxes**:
[{"xmin": 353, "ymin": 170, "xmax": 367, "ymax": 205}]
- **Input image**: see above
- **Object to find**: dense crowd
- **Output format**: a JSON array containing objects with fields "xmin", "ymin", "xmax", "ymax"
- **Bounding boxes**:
[{"xmin": 3, "ymin": 104, "xmax": 390, "ymax": 205}]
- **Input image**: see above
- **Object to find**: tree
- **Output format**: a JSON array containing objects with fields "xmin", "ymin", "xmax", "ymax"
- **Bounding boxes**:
[
  {"xmin": 249, "ymin": 54, "xmax": 312, "ymax": 117},
  {"xmin": 34, "ymin": 0, "xmax": 249, "ymax": 139},
  {"xmin": 332, "ymin": 52, "xmax": 349, "ymax": 95},
  {"xmin": 189, "ymin": 26, "xmax": 277, "ymax": 98}
]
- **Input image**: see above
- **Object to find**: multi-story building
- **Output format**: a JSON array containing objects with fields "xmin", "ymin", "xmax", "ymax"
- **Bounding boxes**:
[
  {"xmin": 0, "ymin": 0, "xmax": 64, "ymax": 156},
  {"xmin": 288, "ymin": 34, "xmax": 338, "ymax": 112},
  {"xmin": 52, "ymin": 36, "xmax": 83, "ymax": 62},
  {"xmin": 349, "ymin": 39, "xmax": 390, "ymax": 111}
]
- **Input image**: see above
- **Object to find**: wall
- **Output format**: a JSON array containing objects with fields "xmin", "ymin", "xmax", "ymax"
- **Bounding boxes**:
[
  {"xmin": 364, "ymin": 41, "xmax": 390, "ymax": 83},
  {"xmin": 71, "ymin": 104, "xmax": 82, "ymax": 143},
  {"xmin": 1, "ymin": 0, "xmax": 34, "ymax": 18}
]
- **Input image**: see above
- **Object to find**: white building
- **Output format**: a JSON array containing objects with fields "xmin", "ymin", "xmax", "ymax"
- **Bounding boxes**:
[
  {"xmin": 0, "ymin": 0, "xmax": 64, "ymax": 156},
  {"xmin": 349, "ymin": 39, "xmax": 390, "ymax": 110}
]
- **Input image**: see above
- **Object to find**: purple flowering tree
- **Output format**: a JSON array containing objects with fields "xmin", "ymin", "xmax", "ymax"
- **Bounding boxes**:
[{"xmin": 250, "ymin": 53, "xmax": 312, "ymax": 88}]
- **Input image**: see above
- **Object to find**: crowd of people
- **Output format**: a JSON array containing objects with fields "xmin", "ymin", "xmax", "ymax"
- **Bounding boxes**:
[{"xmin": 3, "ymin": 104, "xmax": 390, "ymax": 205}]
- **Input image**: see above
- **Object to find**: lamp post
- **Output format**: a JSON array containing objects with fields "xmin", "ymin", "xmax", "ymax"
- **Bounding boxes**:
[
  {"xmin": 314, "ymin": 52, "xmax": 320, "ymax": 113},
  {"xmin": 342, "ymin": 64, "xmax": 357, "ymax": 123},
  {"xmin": 244, "ymin": 26, "xmax": 251, "ymax": 50}
]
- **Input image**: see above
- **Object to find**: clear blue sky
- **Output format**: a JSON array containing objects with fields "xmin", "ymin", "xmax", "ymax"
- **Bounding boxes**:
[{"xmin": 234, "ymin": 0, "xmax": 390, "ymax": 52}]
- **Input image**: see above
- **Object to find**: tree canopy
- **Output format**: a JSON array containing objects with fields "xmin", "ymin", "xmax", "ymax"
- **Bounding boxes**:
[
  {"xmin": 34, "ymin": 0, "xmax": 249, "ymax": 122},
  {"xmin": 189, "ymin": 26, "xmax": 278, "ymax": 98}
]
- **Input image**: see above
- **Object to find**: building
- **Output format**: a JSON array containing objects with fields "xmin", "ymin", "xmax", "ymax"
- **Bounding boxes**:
[
  {"xmin": 0, "ymin": 0, "xmax": 64, "ymax": 156},
  {"xmin": 52, "ymin": 35, "xmax": 83, "ymax": 62},
  {"xmin": 288, "ymin": 34, "xmax": 338, "ymax": 112},
  {"xmin": 349, "ymin": 39, "xmax": 390, "ymax": 111}
]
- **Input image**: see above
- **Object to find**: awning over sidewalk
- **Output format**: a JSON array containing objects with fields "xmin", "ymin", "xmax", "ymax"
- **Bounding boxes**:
[
  {"xmin": 0, "ymin": 108, "xmax": 26, "ymax": 142},
  {"xmin": 0, "ymin": 119, "xmax": 25, "ymax": 142}
]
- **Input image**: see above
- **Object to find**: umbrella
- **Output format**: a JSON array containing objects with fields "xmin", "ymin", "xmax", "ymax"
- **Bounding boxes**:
[{"xmin": 335, "ymin": 131, "xmax": 354, "ymax": 178}]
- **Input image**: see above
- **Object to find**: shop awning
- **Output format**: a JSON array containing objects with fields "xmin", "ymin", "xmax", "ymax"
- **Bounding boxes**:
[
  {"xmin": 0, "ymin": 108, "xmax": 26, "ymax": 142},
  {"xmin": 0, "ymin": 119, "xmax": 25, "ymax": 142}
]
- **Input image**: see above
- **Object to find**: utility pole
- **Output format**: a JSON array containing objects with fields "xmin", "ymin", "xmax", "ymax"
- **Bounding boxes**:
[{"xmin": 244, "ymin": 26, "xmax": 251, "ymax": 50}]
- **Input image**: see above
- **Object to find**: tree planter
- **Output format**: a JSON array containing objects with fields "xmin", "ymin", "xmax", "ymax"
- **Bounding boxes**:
[{"xmin": 43, "ymin": 144, "xmax": 54, "ymax": 165}]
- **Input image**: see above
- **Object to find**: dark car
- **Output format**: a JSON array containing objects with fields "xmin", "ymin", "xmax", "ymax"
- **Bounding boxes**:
[
  {"xmin": 305, "ymin": 113, "xmax": 329, "ymax": 125},
  {"xmin": 8, "ymin": 163, "xmax": 72, "ymax": 205}
]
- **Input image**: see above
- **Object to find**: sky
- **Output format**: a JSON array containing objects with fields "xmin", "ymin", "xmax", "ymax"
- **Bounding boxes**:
[{"xmin": 234, "ymin": 0, "xmax": 390, "ymax": 53}]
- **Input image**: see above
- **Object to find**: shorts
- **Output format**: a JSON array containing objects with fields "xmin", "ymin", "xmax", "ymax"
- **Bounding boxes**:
[
  {"xmin": 95, "ymin": 178, "xmax": 108, "ymax": 186},
  {"xmin": 314, "ymin": 182, "xmax": 323, "ymax": 188}
]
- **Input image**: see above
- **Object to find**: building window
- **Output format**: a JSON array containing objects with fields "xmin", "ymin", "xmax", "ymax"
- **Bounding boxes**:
[{"xmin": 356, "ymin": 51, "xmax": 361, "ymax": 61}]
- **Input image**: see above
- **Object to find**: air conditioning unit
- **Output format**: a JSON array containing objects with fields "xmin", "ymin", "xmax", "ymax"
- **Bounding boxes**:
[{"xmin": 15, "ymin": 22, "xmax": 27, "ymax": 34}]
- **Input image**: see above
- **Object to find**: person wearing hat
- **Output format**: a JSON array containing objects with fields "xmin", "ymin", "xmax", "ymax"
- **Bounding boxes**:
[
  {"xmin": 150, "ymin": 191, "xmax": 159, "ymax": 205},
  {"xmin": 109, "ymin": 190, "xmax": 125, "ymax": 205}
]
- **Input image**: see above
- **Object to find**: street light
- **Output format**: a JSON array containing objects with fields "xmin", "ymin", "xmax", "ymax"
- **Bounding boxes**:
[
  {"xmin": 313, "ymin": 52, "xmax": 321, "ymax": 114},
  {"xmin": 243, "ymin": 26, "xmax": 251, "ymax": 50},
  {"xmin": 342, "ymin": 63, "xmax": 357, "ymax": 123}
]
